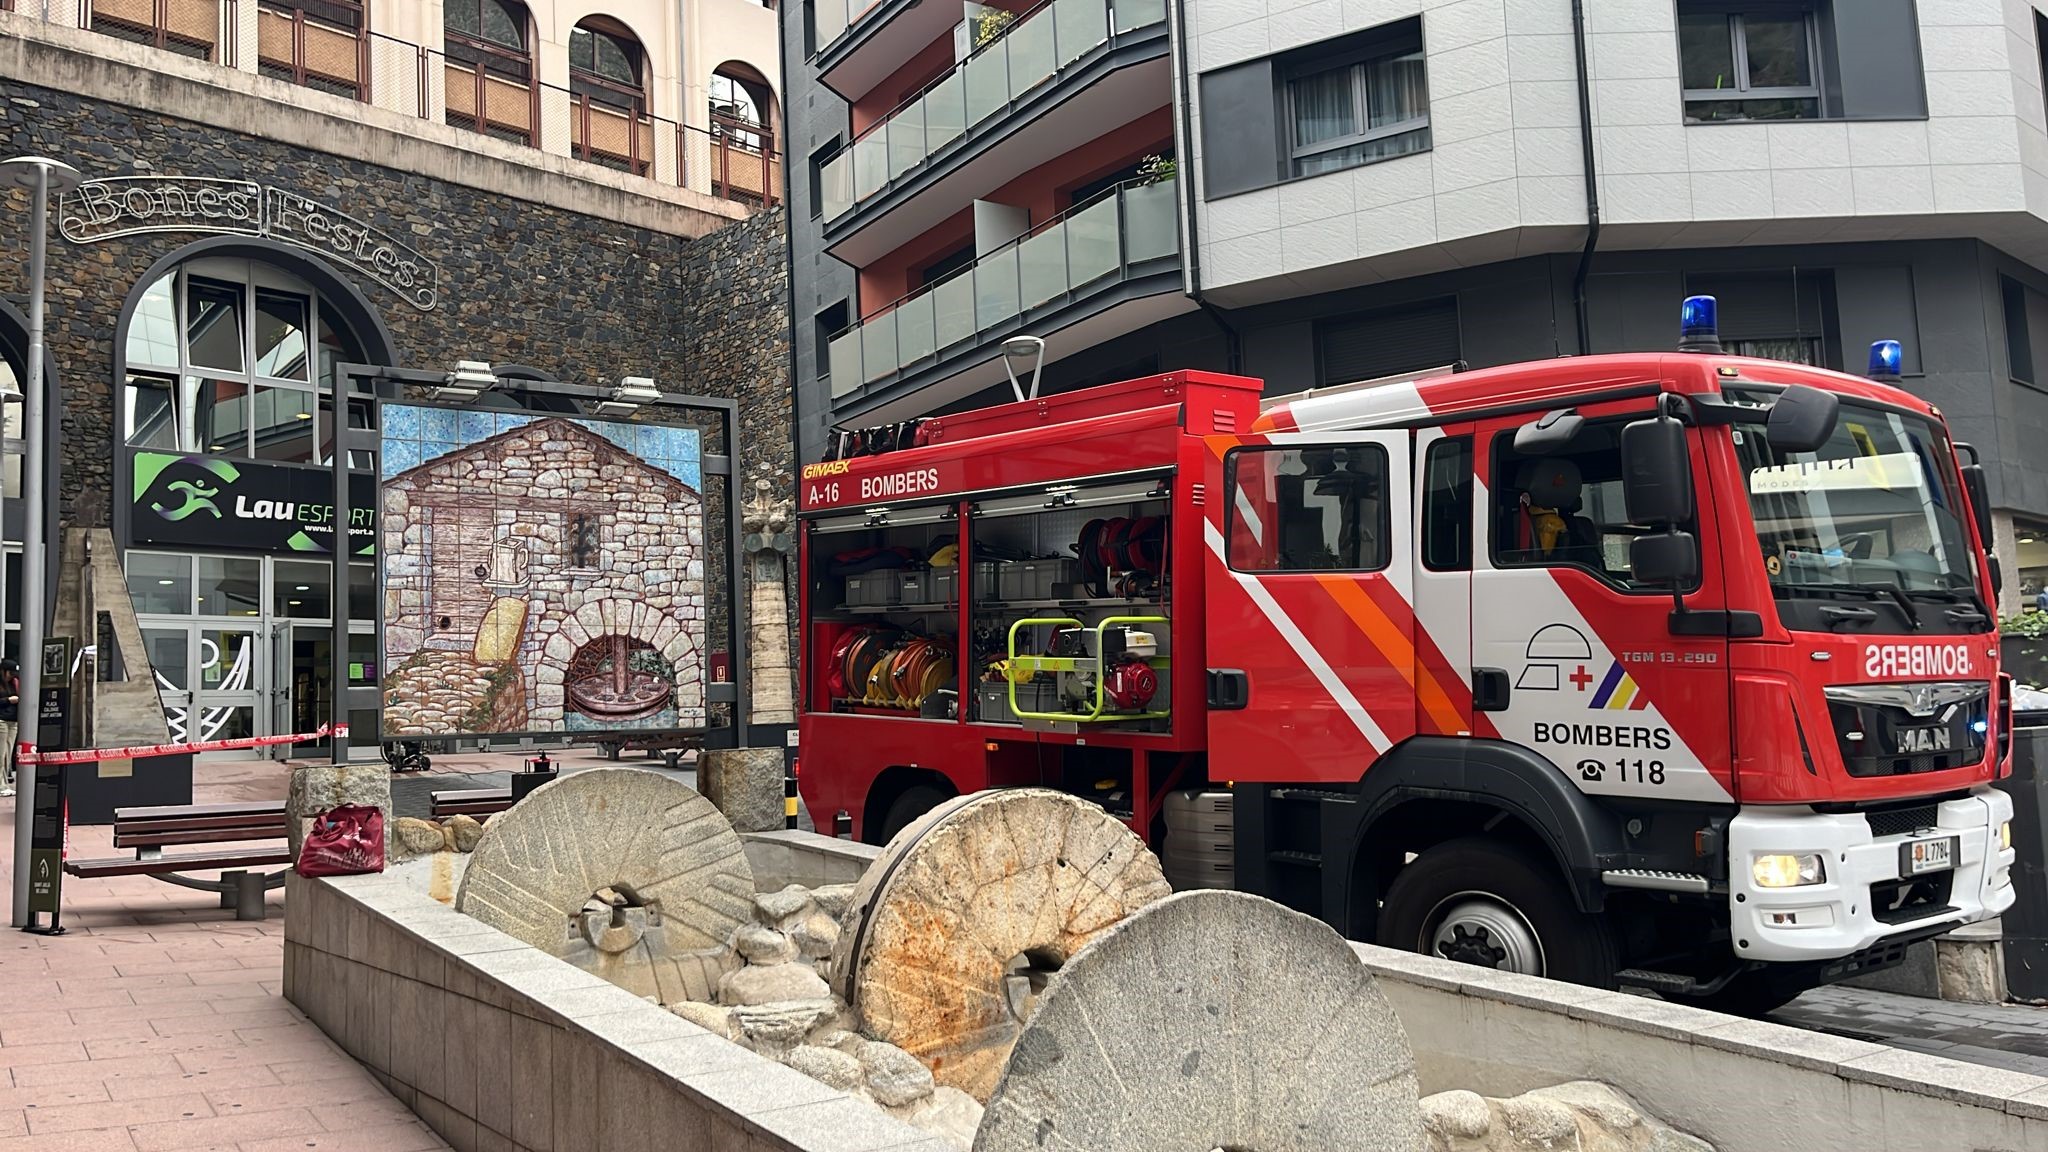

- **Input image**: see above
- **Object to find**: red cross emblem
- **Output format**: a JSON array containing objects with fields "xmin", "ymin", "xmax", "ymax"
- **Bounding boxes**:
[{"xmin": 1569, "ymin": 665, "xmax": 1593, "ymax": 691}]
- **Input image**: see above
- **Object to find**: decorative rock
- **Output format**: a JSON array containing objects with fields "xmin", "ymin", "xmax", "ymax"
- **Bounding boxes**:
[
  {"xmin": 735, "ymin": 923, "xmax": 798, "ymax": 965},
  {"xmin": 859, "ymin": 1040, "xmax": 935, "ymax": 1108},
  {"xmin": 755, "ymin": 884, "xmax": 813, "ymax": 923},
  {"xmin": 788, "ymin": 1044, "xmax": 865, "ymax": 1092},
  {"xmin": 834, "ymin": 789, "xmax": 1172, "ymax": 1100},
  {"xmin": 700, "ymin": 746, "xmax": 787, "ymax": 832},
  {"xmin": 811, "ymin": 884, "xmax": 855, "ymax": 917},
  {"xmin": 669, "ymin": 1000, "xmax": 734, "ymax": 1039},
  {"xmin": 732, "ymin": 999, "xmax": 839, "ymax": 1054},
  {"xmin": 285, "ymin": 764, "xmax": 392, "ymax": 857},
  {"xmin": 790, "ymin": 912, "xmax": 838, "ymax": 959},
  {"xmin": 719, "ymin": 961, "xmax": 830, "ymax": 1006},
  {"xmin": 1421, "ymin": 1090, "xmax": 1493, "ymax": 1140},
  {"xmin": 392, "ymin": 817, "xmax": 449, "ymax": 859},
  {"xmin": 812, "ymin": 1029, "xmax": 863, "ymax": 1054},
  {"xmin": 457, "ymin": 769, "xmax": 754, "ymax": 1005},
  {"xmin": 448, "ymin": 813, "xmax": 485, "ymax": 853},
  {"xmin": 1418, "ymin": 1082, "xmax": 1717, "ymax": 1152},
  {"xmin": 975, "ymin": 890, "xmax": 1421, "ymax": 1152},
  {"xmin": 889, "ymin": 1086, "xmax": 984, "ymax": 1151}
]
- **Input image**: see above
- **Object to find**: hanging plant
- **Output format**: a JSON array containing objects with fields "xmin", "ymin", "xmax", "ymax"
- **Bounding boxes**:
[
  {"xmin": 975, "ymin": 8, "xmax": 1017, "ymax": 48},
  {"xmin": 1137, "ymin": 153, "xmax": 1176, "ymax": 185}
]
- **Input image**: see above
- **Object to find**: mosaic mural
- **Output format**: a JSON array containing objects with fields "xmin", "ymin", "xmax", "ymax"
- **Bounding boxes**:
[{"xmin": 379, "ymin": 406, "xmax": 705, "ymax": 737}]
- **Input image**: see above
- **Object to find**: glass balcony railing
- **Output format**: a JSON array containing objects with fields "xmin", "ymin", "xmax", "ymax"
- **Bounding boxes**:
[
  {"xmin": 818, "ymin": 0, "xmax": 1165, "ymax": 222},
  {"xmin": 826, "ymin": 178, "xmax": 1178, "ymax": 398}
]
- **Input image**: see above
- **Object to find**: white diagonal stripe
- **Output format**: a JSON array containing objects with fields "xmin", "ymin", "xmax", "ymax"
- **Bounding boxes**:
[{"xmin": 1204, "ymin": 519, "xmax": 1388, "ymax": 752}]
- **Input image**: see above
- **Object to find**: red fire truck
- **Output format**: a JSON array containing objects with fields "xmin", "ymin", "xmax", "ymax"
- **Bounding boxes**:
[{"xmin": 795, "ymin": 297, "xmax": 2017, "ymax": 1012}]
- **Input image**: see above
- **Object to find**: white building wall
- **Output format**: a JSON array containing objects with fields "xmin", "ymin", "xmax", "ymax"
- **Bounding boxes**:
[{"xmin": 1187, "ymin": 0, "xmax": 2048, "ymax": 304}]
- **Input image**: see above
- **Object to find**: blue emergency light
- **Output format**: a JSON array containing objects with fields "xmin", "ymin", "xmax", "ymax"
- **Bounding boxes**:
[
  {"xmin": 1678, "ymin": 295, "xmax": 1723, "ymax": 354},
  {"xmin": 1867, "ymin": 339, "xmax": 1903, "ymax": 383}
]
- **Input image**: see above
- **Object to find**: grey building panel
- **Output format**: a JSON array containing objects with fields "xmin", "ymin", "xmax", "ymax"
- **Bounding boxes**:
[
  {"xmin": 1833, "ymin": 265, "xmax": 1922, "ymax": 376},
  {"xmin": 1198, "ymin": 60, "xmax": 1281, "ymax": 199},
  {"xmin": 1243, "ymin": 320, "xmax": 1316, "ymax": 394},
  {"xmin": 1456, "ymin": 270, "xmax": 1563, "ymax": 370},
  {"xmin": 1825, "ymin": 0, "xmax": 1929, "ymax": 121},
  {"xmin": 1587, "ymin": 272, "xmax": 1683, "ymax": 354},
  {"xmin": 783, "ymin": 0, "xmax": 857, "ymax": 467}
]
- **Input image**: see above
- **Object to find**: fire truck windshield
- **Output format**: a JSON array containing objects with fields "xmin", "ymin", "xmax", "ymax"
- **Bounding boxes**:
[{"xmin": 1731, "ymin": 394, "xmax": 1979, "ymax": 623}]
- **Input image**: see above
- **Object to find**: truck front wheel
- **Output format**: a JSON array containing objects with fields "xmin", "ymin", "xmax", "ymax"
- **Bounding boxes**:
[{"xmin": 1379, "ymin": 837, "xmax": 1620, "ymax": 988}]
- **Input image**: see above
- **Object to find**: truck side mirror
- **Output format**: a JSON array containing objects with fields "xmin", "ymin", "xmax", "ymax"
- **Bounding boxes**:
[
  {"xmin": 1620, "ymin": 416, "xmax": 1691, "ymax": 526},
  {"xmin": 1765, "ymin": 384, "xmax": 1839, "ymax": 453},
  {"xmin": 1962, "ymin": 462, "xmax": 1996, "ymax": 550},
  {"xmin": 1631, "ymin": 531, "xmax": 1700, "ymax": 586}
]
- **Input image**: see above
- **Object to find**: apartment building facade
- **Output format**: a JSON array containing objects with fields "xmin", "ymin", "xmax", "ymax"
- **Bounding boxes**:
[
  {"xmin": 0, "ymin": 0, "xmax": 790, "ymax": 771},
  {"xmin": 782, "ymin": 0, "xmax": 2048, "ymax": 611}
]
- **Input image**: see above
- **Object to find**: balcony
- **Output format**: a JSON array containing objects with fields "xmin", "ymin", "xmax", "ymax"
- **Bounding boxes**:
[
  {"xmin": 810, "ymin": 0, "xmax": 962, "ymax": 101},
  {"xmin": 826, "ymin": 177, "xmax": 1183, "ymax": 415},
  {"xmin": 818, "ymin": 0, "xmax": 1166, "ymax": 266}
]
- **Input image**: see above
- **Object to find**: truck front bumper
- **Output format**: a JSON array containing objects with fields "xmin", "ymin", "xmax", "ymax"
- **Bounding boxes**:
[{"xmin": 1727, "ymin": 787, "xmax": 2014, "ymax": 964}]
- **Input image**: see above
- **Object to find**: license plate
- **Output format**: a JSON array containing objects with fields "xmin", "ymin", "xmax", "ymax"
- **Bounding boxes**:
[{"xmin": 1901, "ymin": 835, "xmax": 1957, "ymax": 877}]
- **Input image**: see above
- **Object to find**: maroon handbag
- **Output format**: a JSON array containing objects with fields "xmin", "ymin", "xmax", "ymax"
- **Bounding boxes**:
[{"xmin": 296, "ymin": 805, "xmax": 385, "ymax": 877}]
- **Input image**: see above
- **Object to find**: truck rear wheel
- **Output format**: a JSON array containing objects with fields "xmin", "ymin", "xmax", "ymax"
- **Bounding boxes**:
[
  {"xmin": 875, "ymin": 784, "xmax": 951, "ymax": 845},
  {"xmin": 1379, "ymin": 837, "xmax": 1620, "ymax": 988}
]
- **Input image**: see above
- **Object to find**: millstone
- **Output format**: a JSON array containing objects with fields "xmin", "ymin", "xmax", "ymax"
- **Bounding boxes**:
[
  {"xmin": 456, "ymin": 768, "xmax": 754, "ymax": 1003},
  {"xmin": 974, "ymin": 890, "xmax": 1422, "ymax": 1152},
  {"xmin": 831, "ymin": 788, "xmax": 1172, "ymax": 1101}
]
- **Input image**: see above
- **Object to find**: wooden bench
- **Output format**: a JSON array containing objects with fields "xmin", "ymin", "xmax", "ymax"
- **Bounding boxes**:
[
  {"xmin": 430, "ymin": 787, "xmax": 514, "ymax": 820},
  {"xmin": 65, "ymin": 801, "xmax": 291, "ymax": 921}
]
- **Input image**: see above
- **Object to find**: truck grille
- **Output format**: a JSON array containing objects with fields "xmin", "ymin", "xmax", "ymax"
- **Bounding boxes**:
[
  {"xmin": 1865, "ymin": 804, "xmax": 1939, "ymax": 839},
  {"xmin": 1824, "ymin": 682, "xmax": 1988, "ymax": 777}
]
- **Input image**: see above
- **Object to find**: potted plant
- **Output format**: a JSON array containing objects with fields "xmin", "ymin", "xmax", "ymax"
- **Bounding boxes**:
[
  {"xmin": 975, "ymin": 8, "xmax": 1016, "ymax": 48},
  {"xmin": 1137, "ymin": 153, "xmax": 1176, "ymax": 185}
]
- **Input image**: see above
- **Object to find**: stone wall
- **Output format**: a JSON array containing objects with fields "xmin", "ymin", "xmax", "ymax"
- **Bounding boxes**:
[{"xmin": 0, "ymin": 68, "xmax": 796, "ymax": 698}]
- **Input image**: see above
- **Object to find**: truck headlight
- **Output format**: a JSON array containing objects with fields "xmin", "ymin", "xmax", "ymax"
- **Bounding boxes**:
[
  {"xmin": 2002, "ymin": 821, "xmax": 2012, "ymax": 851},
  {"xmin": 1753, "ymin": 853, "xmax": 1826, "ymax": 888}
]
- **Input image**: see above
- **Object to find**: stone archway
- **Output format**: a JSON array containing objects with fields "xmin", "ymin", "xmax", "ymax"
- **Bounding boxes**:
[{"xmin": 535, "ymin": 594, "xmax": 703, "ymax": 728}]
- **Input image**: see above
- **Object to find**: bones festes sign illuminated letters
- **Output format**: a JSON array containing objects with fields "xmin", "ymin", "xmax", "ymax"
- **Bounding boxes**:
[{"xmin": 59, "ymin": 177, "xmax": 440, "ymax": 312}]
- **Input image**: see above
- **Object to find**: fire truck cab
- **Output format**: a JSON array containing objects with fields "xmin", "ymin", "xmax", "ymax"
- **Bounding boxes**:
[{"xmin": 796, "ymin": 297, "xmax": 2017, "ymax": 1012}]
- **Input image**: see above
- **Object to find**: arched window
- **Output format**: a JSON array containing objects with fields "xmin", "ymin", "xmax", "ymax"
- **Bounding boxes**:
[
  {"xmin": 444, "ymin": 0, "xmax": 537, "ymax": 145},
  {"xmin": 569, "ymin": 18, "xmax": 652, "ymax": 173},
  {"xmin": 120, "ymin": 258, "xmax": 371, "ymax": 465},
  {"xmin": 707, "ymin": 64, "xmax": 778, "ymax": 205}
]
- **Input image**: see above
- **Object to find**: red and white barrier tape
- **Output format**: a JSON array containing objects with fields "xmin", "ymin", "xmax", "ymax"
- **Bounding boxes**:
[{"xmin": 16, "ymin": 723, "xmax": 349, "ymax": 765}]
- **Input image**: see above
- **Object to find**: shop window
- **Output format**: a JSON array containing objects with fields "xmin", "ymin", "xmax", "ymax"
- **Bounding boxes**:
[
  {"xmin": 127, "ymin": 552, "xmax": 193, "ymax": 616},
  {"xmin": 1225, "ymin": 445, "xmax": 1390, "ymax": 572},
  {"xmin": 119, "ymin": 261, "xmax": 372, "ymax": 462},
  {"xmin": 196, "ymin": 556, "xmax": 264, "ymax": 617},
  {"xmin": 274, "ymin": 559, "xmax": 332, "ymax": 620},
  {"xmin": 1678, "ymin": 3, "xmax": 1824, "ymax": 122}
]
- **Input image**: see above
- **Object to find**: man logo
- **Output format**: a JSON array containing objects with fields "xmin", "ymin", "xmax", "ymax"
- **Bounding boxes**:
[{"xmin": 153, "ymin": 478, "xmax": 223, "ymax": 521}]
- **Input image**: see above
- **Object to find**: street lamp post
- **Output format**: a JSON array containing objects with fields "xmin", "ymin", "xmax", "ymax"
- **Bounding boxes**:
[{"xmin": 4, "ymin": 156, "xmax": 83, "ymax": 930}]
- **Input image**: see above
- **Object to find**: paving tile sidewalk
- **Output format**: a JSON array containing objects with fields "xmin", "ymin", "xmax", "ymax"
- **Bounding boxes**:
[
  {"xmin": 0, "ymin": 759, "xmax": 448, "ymax": 1151},
  {"xmin": 1773, "ymin": 985, "xmax": 2048, "ymax": 1076}
]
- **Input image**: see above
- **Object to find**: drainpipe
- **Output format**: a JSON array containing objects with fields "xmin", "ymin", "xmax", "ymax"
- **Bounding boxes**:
[
  {"xmin": 1569, "ymin": 0, "xmax": 1600, "ymax": 356},
  {"xmin": 1169, "ymin": 0, "xmax": 1240, "ymax": 374}
]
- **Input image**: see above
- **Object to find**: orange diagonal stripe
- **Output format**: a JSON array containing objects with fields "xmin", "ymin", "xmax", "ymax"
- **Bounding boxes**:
[{"xmin": 1314, "ymin": 576, "xmax": 1464, "ymax": 736}]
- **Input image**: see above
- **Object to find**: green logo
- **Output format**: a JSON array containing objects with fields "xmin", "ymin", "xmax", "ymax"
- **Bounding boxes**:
[{"xmin": 153, "ymin": 478, "xmax": 222, "ymax": 521}]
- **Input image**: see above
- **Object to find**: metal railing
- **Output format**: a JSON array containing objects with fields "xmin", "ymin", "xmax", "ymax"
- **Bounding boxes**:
[
  {"xmin": 2, "ymin": 0, "xmax": 781, "ymax": 209},
  {"xmin": 826, "ymin": 177, "xmax": 1179, "ymax": 398},
  {"xmin": 820, "ymin": 0, "xmax": 1163, "ymax": 223}
]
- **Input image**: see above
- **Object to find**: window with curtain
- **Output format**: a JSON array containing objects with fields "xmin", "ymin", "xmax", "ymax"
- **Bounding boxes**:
[
  {"xmin": 1678, "ymin": 4, "xmax": 1824, "ymax": 122},
  {"xmin": 1285, "ymin": 29, "xmax": 1429, "ymax": 179}
]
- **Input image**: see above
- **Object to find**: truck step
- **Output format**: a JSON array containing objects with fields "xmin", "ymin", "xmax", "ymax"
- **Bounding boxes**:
[
  {"xmin": 1270, "ymin": 788, "xmax": 1354, "ymax": 804},
  {"xmin": 1266, "ymin": 850, "xmax": 1322, "ymax": 867},
  {"xmin": 1615, "ymin": 968, "xmax": 1701, "ymax": 994},
  {"xmin": 1602, "ymin": 869, "xmax": 1711, "ymax": 894}
]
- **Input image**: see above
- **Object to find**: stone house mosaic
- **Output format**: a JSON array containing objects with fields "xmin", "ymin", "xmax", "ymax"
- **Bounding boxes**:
[{"xmin": 380, "ymin": 409, "xmax": 705, "ymax": 736}]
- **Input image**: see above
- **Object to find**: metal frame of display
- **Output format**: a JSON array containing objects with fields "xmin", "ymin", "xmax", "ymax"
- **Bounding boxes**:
[{"xmin": 330, "ymin": 363, "xmax": 749, "ymax": 765}]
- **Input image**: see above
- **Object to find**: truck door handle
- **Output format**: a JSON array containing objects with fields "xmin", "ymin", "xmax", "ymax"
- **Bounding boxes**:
[
  {"xmin": 1207, "ymin": 669, "xmax": 1249, "ymax": 711},
  {"xmin": 1472, "ymin": 668, "xmax": 1510, "ymax": 712}
]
